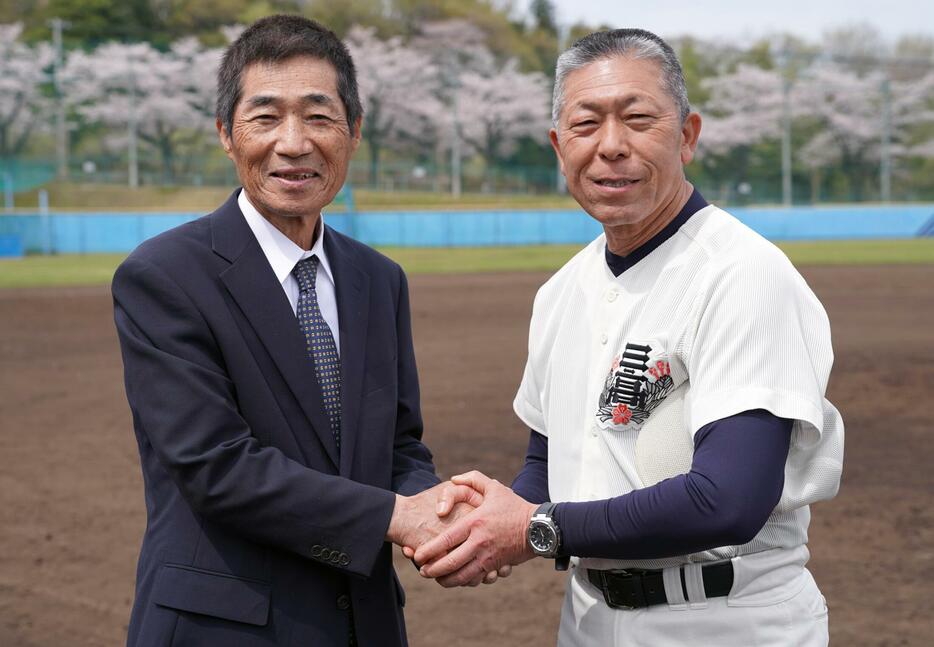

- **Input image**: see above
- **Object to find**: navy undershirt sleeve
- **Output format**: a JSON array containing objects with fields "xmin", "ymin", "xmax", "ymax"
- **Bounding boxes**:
[
  {"xmin": 513, "ymin": 410, "xmax": 792, "ymax": 560},
  {"xmin": 511, "ymin": 430, "xmax": 550, "ymax": 504}
]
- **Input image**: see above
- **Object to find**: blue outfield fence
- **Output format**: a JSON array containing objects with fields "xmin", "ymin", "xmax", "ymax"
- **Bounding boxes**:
[{"xmin": 1, "ymin": 203, "xmax": 933, "ymax": 255}]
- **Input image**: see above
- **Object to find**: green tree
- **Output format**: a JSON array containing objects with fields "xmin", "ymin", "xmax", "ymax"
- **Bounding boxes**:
[
  {"xmin": 0, "ymin": 0, "xmax": 36, "ymax": 23},
  {"xmin": 303, "ymin": 0, "xmax": 394, "ymax": 38},
  {"xmin": 164, "ymin": 0, "xmax": 300, "ymax": 43},
  {"xmin": 675, "ymin": 38, "xmax": 713, "ymax": 106},
  {"xmin": 389, "ymin": 0, "xmax": 544, "ymax": 73},
  {"xmin": 529, "ymin": 0, "xmax": 557, "ymax": 36},
  {"xmin": 23, "ymin": 0, "xmax": 161, "ymax": 47}
]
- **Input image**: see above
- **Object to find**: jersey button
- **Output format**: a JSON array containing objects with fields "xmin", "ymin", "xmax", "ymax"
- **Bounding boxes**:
[
  {"xmin": 599, "ymin": 333, "xmax": 608, "ymax": 344},
  {"xmin": 606, "ymin": 290, "xmax": 618, "ymax": 302}
]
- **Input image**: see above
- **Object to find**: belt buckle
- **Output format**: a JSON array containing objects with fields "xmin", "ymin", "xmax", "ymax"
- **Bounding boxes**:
[{"xmin": 600, "ymin": 569, "xmax": 644, "ymax": 610}]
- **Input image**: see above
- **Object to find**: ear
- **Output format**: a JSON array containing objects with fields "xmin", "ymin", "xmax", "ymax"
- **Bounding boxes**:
[
  {"xmin": 216, "ymin": 118, "xmax": 234, "ymax": 160},
  {"xmin": 680, "ymin": 112, "xmax": 702, "ymax": 165},
  {"xmin": 351, "ymin": 116, "xmax": 363, "ymax": 153},
  {"xmin": 549, "ymin": 128, "xmax": 566, "ymax": 177}
]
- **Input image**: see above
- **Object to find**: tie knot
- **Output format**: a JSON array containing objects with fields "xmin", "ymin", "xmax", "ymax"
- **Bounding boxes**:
[{"xmin": 293, "ymin": 255, "xmax": 319, "ymax": 293}]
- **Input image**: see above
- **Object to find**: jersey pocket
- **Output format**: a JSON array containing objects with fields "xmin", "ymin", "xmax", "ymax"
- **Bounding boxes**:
[{"xmin": 634, "ymin": 380, "xmax": 694, "ymax": 486}]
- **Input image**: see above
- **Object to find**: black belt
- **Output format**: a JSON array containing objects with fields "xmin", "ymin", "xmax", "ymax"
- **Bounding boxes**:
[{"xmin": 586, "ymin": 561, "xmax": 734, "ymax": 610}]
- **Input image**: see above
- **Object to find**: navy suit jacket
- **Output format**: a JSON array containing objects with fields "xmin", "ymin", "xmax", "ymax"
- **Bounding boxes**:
[{"xmin": 113, "ymin": 190, "xmax": 440, "ymax": 646}]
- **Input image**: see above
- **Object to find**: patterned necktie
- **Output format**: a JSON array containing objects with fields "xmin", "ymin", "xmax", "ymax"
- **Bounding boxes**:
[{"xmin": 293, "ymin": 256, "xmax": 341, "ymax": 453}]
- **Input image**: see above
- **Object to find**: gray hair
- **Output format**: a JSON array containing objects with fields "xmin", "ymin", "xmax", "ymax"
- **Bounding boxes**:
[{"xmin": 552, "ymin": 29, "xmax": 690, "ymax": 127}]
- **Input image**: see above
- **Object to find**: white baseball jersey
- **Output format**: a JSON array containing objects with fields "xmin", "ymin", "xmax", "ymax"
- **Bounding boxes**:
[{"xmin": 513, "ymin": 203, "xmax": 843, "ymax": 644}]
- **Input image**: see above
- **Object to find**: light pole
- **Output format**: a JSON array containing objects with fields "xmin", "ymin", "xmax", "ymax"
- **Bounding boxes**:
[
  {"xmin": 555, "ymin": 23, "xmax": 569, "ymax": 195},
  {"xmin": 48, "ymin": 18, "xmax": 71, "ymax": 180},
  {"xmin": 450, "ymin": 89, "xmax": 462, "ymax": 198},
  {"xmin": 442, "ymin": 51, "xmax": 462, "ymax": 199},
  {"xmin": 880, "ymin": 75, "xmax": 893, "ymax": 203},
  {"xmin": 2, "ymin": 171, "xmax": 13, "ymax": 210},
  {"xmin": 777, "ymin": 50, "xmax": 793, "ymax": 207},
  {"xmin": 127, "ymin": 58, "xmax": 139, "ymax": 188}
]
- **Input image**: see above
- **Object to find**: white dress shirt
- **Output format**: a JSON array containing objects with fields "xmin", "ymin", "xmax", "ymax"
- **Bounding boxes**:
[{"xmin": 238, "ymin": 190, "xmax": 340, "ymax": 353}]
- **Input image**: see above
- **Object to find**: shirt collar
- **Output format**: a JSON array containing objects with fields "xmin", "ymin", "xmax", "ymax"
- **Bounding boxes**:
[
  {"xmin": 605, "ymin": 188, "xmax": 709, "ymax": 277},
  {"xmin": 238, "ymin": 189, "xmax": 335, "ymax": 286}
]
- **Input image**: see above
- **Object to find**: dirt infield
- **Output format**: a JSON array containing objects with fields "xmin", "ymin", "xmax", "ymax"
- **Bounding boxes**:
[{"xmin": 1, "ymin": 265, "xmax": 932, "ymax": 646}]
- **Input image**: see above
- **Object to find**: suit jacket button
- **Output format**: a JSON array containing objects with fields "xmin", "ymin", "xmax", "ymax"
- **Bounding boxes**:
[
  {"xmin": 339, "ymin": 553, "xmax": 350, "ymax": 566},
  {"xmin": 311, "ymin": 545, "xmax": 322, "ymax": 557},
  {"xmin": 336, "ymin": 594, "xmax": 351, "ymax": 611}
]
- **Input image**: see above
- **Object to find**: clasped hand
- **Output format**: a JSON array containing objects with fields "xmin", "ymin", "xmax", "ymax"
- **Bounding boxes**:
[{"xmin": 387, "ymin": 472, "xmax": 538, "ymax": 587}]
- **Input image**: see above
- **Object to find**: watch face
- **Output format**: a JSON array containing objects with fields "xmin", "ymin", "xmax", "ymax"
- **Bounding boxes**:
[{"xmin": 529, "ymin": 521, "xmax": 557, "ymax": 553}]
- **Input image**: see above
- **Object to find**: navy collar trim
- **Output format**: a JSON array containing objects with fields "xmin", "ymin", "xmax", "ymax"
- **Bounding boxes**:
[{"xmin": 605, "ymin": 189, "xmax": 708, "ymax": 277}]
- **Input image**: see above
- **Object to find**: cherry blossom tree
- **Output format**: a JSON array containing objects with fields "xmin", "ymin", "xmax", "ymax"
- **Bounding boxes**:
[
  {"xmin": 220, "ymin": 24, "xmax": 245, "ymax": 44},
  {"xmin": 0, "ymin": 23, "xmax": 54, "ymax": 160},
  {"xmin": 890, "ymin": 71, "xmax": 934, "ymax": 161},
  {"xmin": 410, "ymin": 19, "xmax": 496, "ymax": 74},
  {"xmin": 409, "ymin": 19, "xmax": 495, "ymax": 193},
  {"xmin": 697, "ymin": 64, "xmax": 786, "ymax": 156},
  {"xmin": 409, "ymin": 20, "xmax": 552, "ymax": 189},
  {"xmin": 697, "ymin": 56, "xmax": 934, "ymax": 201},
  {"xmin": 454, "ymin": 58, "xmax": 551, "ymax": 165},
  {"xmin": 345, "ymin": 25, "xmax": 442, "ymax": 184},
  {"xmin": 62, "ymin": 39, "xmax": 222, "ymax": 182},
  {"xmin": 694, "ymin": 63, "xmax": 788, "ymax": 200},
  {"xmin": 793, "ymin": 64, "xmax": 885, "ymax": 169}
]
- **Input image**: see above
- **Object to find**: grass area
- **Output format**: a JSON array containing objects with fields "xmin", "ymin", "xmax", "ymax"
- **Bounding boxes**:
[
  {"xmin": 0, "ymin": 247, "xmax": 582, "ymax": 288},
  {"xmin": 1, "ymin": 239, "xmax": 931, "ymax": 289},
  {"xmin": 0, "ymin": 253, "xmax": 127, "ymax": 288},
  {"xmin": 352, "ymin": 189, "xmax": 580, "ymax": 211},
  {"xmin": 378, "ymin": 245, "xmax": 581, "ymax": 274},
  {"xmin": 10, "ymin": 183, "xmax": 580, "ymax": 211},
  {"xmin": 11, "ymin": 184, "xmax": 237, "ymax": 212},
  {"xmin": 776, "ymin": 239, "xmax": 934, "ymax": 265}
]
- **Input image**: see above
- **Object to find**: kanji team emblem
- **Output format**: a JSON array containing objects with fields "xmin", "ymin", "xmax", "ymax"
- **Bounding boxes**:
[{"xmin": 596, "ymin": 341, "xmax": 675, "ymax": 431}]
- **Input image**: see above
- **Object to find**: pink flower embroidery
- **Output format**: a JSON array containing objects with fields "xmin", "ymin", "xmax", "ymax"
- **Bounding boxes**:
[{"xmin": 612, "ymin": 403, "xmax": 632, "ymax": 425}]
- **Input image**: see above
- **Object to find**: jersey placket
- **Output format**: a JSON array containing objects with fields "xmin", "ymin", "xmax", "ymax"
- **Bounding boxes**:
[{"xmin": 579, "ymin": 280, "xmax": 631, "ymax": 502}]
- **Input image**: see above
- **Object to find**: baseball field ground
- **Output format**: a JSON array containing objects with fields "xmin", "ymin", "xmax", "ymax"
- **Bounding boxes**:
[{"xmin": 0, "ymin": 242, "xmax": 931, "ymax": 645}]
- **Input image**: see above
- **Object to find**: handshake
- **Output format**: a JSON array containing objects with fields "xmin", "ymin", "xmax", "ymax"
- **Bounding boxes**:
[{"xmin": 385, "ymin": 471, "xmax": 539, "ymax": 587}]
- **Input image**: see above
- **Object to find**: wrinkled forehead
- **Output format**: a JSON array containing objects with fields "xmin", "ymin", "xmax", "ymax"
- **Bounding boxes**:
[
  {"xmin": 560, "ymin": 55, "xmax": 670, "ymax": 117},
  {"xmin": 237, "ymin": 55, "xmax": 342, "ymax": 108}
]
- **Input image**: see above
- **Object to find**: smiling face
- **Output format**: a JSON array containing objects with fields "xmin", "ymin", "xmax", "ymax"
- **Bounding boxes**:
[
  {"xmin": 217, "ymin": 55, "xmax": 360, "ymax": 226},
  {"xmin": 550, "ymin": 55, "xmax": 700, "ymax": 237}
]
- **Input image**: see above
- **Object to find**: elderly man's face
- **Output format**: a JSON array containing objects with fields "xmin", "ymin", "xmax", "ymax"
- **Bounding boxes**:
[
  {"xmin": 550, "ymin": 56, "xmax": 700, "ymax": 229},
  {"xmin": 218, "ymin": 55, "xmax": 360, "ymax": 221}
]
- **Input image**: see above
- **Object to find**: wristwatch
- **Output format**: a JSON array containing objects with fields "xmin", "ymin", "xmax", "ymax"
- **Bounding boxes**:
[{"xmin": 528, "ymin": 502, "xmax": 568, "ymax": 570}]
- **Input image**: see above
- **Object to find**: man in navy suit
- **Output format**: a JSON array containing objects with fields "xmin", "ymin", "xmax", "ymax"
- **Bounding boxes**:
[{"xmin": 113, "ymin": 15, "xmax": 482, "ymax": 646}]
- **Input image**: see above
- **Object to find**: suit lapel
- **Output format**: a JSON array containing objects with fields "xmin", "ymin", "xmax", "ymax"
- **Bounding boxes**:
[
  {"xmin": 212, "ymin": 192, "xmax": 340, "ymax": 469},
  {"xmin": 324, "ymin": 229, "xmax": 370, "ymax": 477}
]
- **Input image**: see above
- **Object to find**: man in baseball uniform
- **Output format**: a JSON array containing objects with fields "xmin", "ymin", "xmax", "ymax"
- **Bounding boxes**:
[{"xmin": 415, "ymin": 28, "xmax": 844, "ymax": 646}]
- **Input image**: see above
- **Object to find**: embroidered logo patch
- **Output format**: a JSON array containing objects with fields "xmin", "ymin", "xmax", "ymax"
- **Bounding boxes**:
[{"xmin": 596, "ymin": 341, "xmax": 675, "ymax": 431}]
